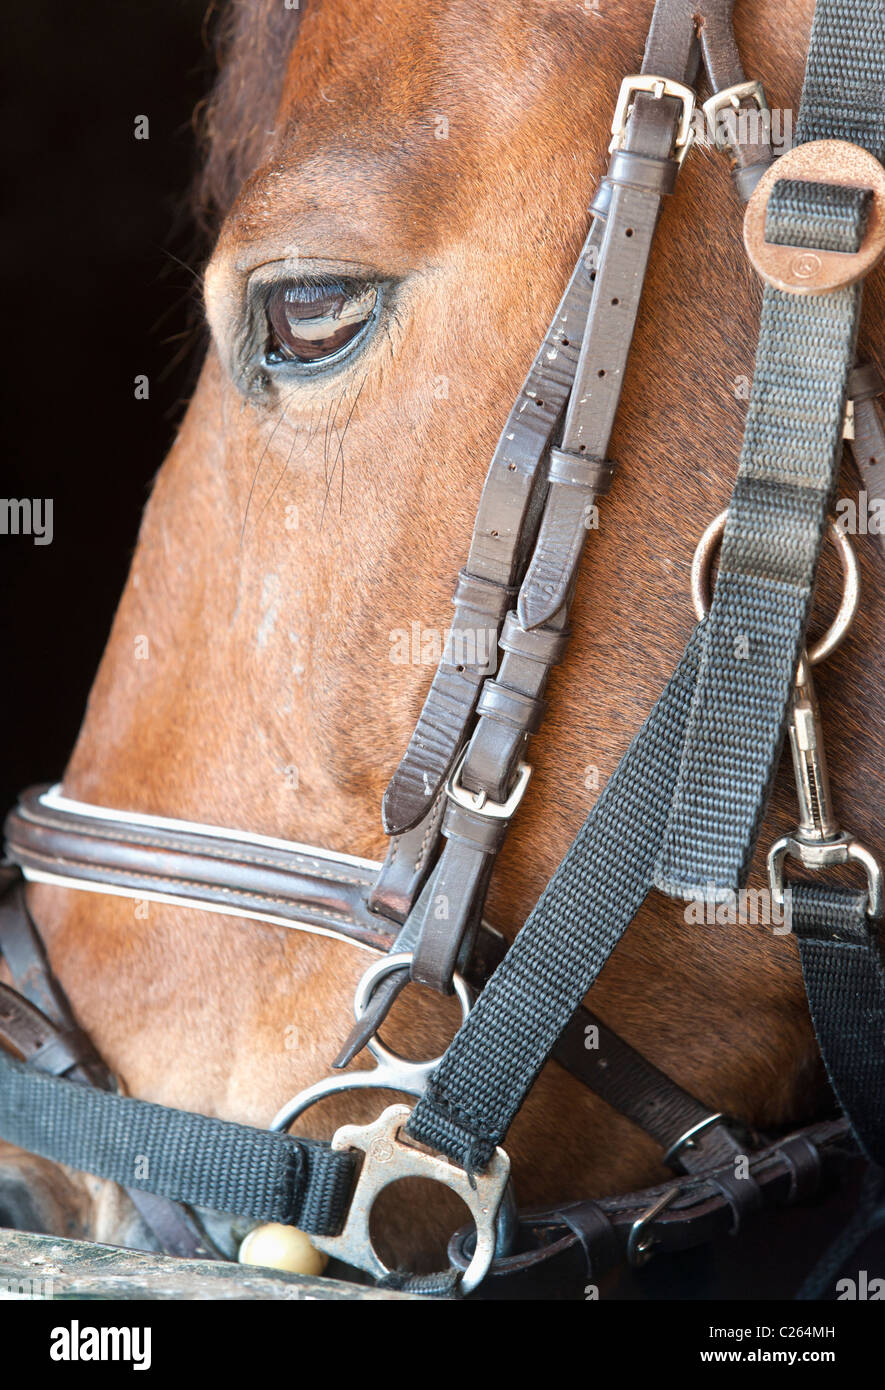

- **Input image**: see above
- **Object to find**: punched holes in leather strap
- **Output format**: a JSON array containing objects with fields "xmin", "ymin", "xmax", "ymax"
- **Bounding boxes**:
[
  {"xmin": 548, "ymin": 448, "xmax": 616, "ymax": 493},
  {"xmin": 743, "ymin": 139, "xmax": 885, "ymax": 292}
]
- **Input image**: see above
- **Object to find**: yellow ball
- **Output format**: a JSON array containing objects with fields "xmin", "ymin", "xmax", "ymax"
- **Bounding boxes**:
[{"xmin": 238, "ymin": 1223, "xmax": 328, "ymax": 1276}]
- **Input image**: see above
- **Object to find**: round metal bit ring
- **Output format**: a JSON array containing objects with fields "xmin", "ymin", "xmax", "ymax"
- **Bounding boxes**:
[{"xmin": 691, "ymin": 511, "xmax": 860, "ymax": 665}]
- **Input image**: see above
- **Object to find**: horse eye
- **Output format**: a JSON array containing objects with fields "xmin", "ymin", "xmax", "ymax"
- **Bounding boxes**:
[{"xmin": 265, "ymin": 280, "xmax": 378, "ymax": 366}]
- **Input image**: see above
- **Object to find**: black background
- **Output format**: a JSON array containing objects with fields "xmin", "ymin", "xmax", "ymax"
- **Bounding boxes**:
[{"xmin": 2, "ymin": 1, "xmax": 212, "ymax": 811}]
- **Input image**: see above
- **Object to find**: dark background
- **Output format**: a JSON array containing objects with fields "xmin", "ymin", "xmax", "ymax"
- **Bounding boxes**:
[{"xmin": 1, "ymin": 1, "xmax": 213, "ymax": 811}]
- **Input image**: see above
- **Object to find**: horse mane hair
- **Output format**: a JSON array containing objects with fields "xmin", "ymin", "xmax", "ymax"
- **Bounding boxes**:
[{"xmin": 194, "ymin": 0, "xmax": 307, "ymax": 233}]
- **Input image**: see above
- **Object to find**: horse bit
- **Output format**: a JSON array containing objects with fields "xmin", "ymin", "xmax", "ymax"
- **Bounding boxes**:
[{"xmin": 1, "ymin": 0, "xmax": 884, "ymax": 1297}]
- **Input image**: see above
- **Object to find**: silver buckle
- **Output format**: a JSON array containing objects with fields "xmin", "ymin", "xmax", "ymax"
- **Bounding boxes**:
[
  {"xmin": 609, "ymin": 75, "xmax": 696, "ymax": 162},
  {"xmin": 661, "ymin": 1113, "xmax": 726, "ymax": 1169},
  {"xmin": 309, "ymin": 1105, "xmax": 512, "ymax": 1294},
  {"xmin": 446, "ymin": 745, "xmax": 532, "ymax": 819},
  {"xmin": 626, "ymin": 1188, "xmax": 678, "ymax": 1268},
  {"xmin": 701, "ymin": 79, "xmax": 768, "ymax": 152}
]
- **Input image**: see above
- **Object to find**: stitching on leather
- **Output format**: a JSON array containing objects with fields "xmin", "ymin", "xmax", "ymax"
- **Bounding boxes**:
[
  {"xmin": 414, "ymin": 797, "xmax": 446, "ymax": 872},
  {"xmin": 15, "ymin": 807, "xmax": 370, "ymax": 888},
  {"xmin": 15, "ymin": 847, "xmax": 378, "ymax": 930}
]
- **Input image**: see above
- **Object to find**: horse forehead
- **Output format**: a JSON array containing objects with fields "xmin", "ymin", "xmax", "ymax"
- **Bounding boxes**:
[
  {"xmin": 226, "ymin": 0, "xmax": 630, "ymax": 262},
  {"xmin": 272, "ymin": 0, "xmax": 611, "ymax": 156}
]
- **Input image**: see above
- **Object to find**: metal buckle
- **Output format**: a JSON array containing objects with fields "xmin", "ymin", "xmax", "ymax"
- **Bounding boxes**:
[
  {"xmin": 609, "ymin": 75, "xmax": 696, "ymax": 163},
  {"xmin": 446, "ymin": 745, "xmax": 532, "ymax": 819},
  {"xmin": 626, "ymin": 1188, "xmax": 678, "ymax": 1267},
  {"xmin": 661, "ymin": 1113, "xmax": 726, "ymax": 1169},
  {"xmin": 307, "ymin": 1104, "xmax": 512, "ymax": 1294},
  {"xmin": 701, "ymin": 79, "xmax": 767, "ymax": 152}
]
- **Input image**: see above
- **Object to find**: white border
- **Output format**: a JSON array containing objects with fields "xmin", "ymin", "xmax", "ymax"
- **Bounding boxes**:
[
  {"xmin": 21, "ymin": 868, "xmax": 383, "ymax": 955},
  {"xmin": 39, "ymin": 785, "xmax": 382, "ymax": 873}
]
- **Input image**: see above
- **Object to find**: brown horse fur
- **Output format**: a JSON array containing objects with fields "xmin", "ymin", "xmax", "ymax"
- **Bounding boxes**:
[{"xmin": 4, "ymin": 0, "xmax": 884, "ymax": 1267}]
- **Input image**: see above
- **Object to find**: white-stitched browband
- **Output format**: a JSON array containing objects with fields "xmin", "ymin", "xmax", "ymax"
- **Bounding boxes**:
[{"xmin": 39, "ymin": 785, "xmax": 382, "ymax": 874}]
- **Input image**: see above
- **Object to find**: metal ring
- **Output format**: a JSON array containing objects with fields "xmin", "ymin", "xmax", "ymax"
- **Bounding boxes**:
[
  {"xmin": 270, "ymin": 953, "xmax": 473, "ymax": 1133},
  {"xmin": 353, "ymin": 952, "xmax": 473, "ymax": 1070},
  {"xmin": 690, "ymin": 511, "xmax": 860, "ymax": 665},
  {"xmin": 306, "ymin": 1105, "xmax": 513, "ymax": 1294}
]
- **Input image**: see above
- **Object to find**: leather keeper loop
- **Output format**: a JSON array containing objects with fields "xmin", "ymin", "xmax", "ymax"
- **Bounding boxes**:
[
  {"xmin": 441, "ymin": 803, "xmax": 510, "ymax": 853},
  {"xmin": 710, "ymin": 1170, "xmax": 763, "ymax": 1235},
  {"xmin": 500, "ymin": 611, "xmax": 570, "ymax": 665},
  {"xmin": 849, "ymin": 360, "xmax": 885, "ymax": 401},
  {"xmin": 29, "ymin": 1030, "xmax": 90, "ymax": 1077},
  {"xmin": 605, "ymin": 149, "xmax": 679, "ymax": 196},
  {"xmin": 548, "ymin": 448, "xmax": 616, "ymax": 494},
  {"xmin": 476, "ymin": 681, "xmax": 546, "ymax": 733},
  {"xmin": 733, "ymin": 158, "xmax": 771, "ymax": 204},
  {"xmin": 588, "ymin": 179, "xmax": 612, "ymax": 221},
  {"xmin": 452, "ymin": 568, "xmax": 517, "ymax": 619},
  {"xmin": 777, "ymin": 1134, "xmax": 823, "ymax": 1204}
]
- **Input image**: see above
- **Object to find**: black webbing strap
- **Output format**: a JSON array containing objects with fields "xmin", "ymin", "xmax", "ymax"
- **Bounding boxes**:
[
  {"xmin": 406, "ymin": 0, "xmax": 885, "ymax": 1171},
  {"xmin": 406, "ymin": 626, "xmax": 706, "ymax": 1168},
  {"xmin": 795, "ymin": 0, "xmax": 885, "ymax": 154},
  {"xmin": 0, "ymin": 1048, "xmax": 355, "ymax": 1234},
  {"xmin": 793, "ymin": 883, "xmax": 885, "ymax": 1168},
  {"xmin": 653, "ymin": 0, "xmax": 885, "ymax": 898}
]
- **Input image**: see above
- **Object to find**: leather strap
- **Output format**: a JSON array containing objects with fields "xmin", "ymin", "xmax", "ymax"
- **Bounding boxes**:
[
  {"xmin": 378, "ymin": 222, "xmax": 602, "ymax": 843},
  {"xmin": 400, "ymin": 0, "xmax": 708, "ymax": 993},
  {"xmin": 848, "ymin": 359, "xmax": 885, "ymax": 561},
  {"xmin": 696, "ymin": 0, "xmax": 774, "ymax": 199},
  {"xmin": 0, "ymin": 983, "xmax": 94, "ymax": 1077},
  {"xmin": 379, "ymin": 0, "xmax": 780, "ymax": 1002},
  {"xmin": 6, "ymin": 784, "xmax": 393, "ymax": 954},
  {"xmin": 448, "ymin": 1118, "xmax": 853, "ymax": 1298},
  {"xmin": 552, "ymin": 1004, "xmax": 749, "ymax": 1175}
]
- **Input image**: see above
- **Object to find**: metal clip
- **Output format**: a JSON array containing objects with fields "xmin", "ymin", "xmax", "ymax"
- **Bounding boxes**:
[
  {"xmin": 768, "ymin": 652, "xmax": 883, "ymax": 920},
  {"xmin": 609, "ymin": 74, "xmax": 696, "ymax": 164},
  {"xmin": 691, "ymin": 512, "xmax": 882, "ymax": 921}
]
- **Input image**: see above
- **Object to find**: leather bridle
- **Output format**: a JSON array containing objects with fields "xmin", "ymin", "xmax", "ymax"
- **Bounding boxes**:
[{"xmin": 1, "ymin": 0, "xmax": 885, "ymax": 1298}]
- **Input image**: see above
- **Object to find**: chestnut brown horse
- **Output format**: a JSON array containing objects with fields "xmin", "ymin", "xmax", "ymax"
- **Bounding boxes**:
[{"xmin": 3, "ymin": 0, "xmax": 884, "ymax": 1267}]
